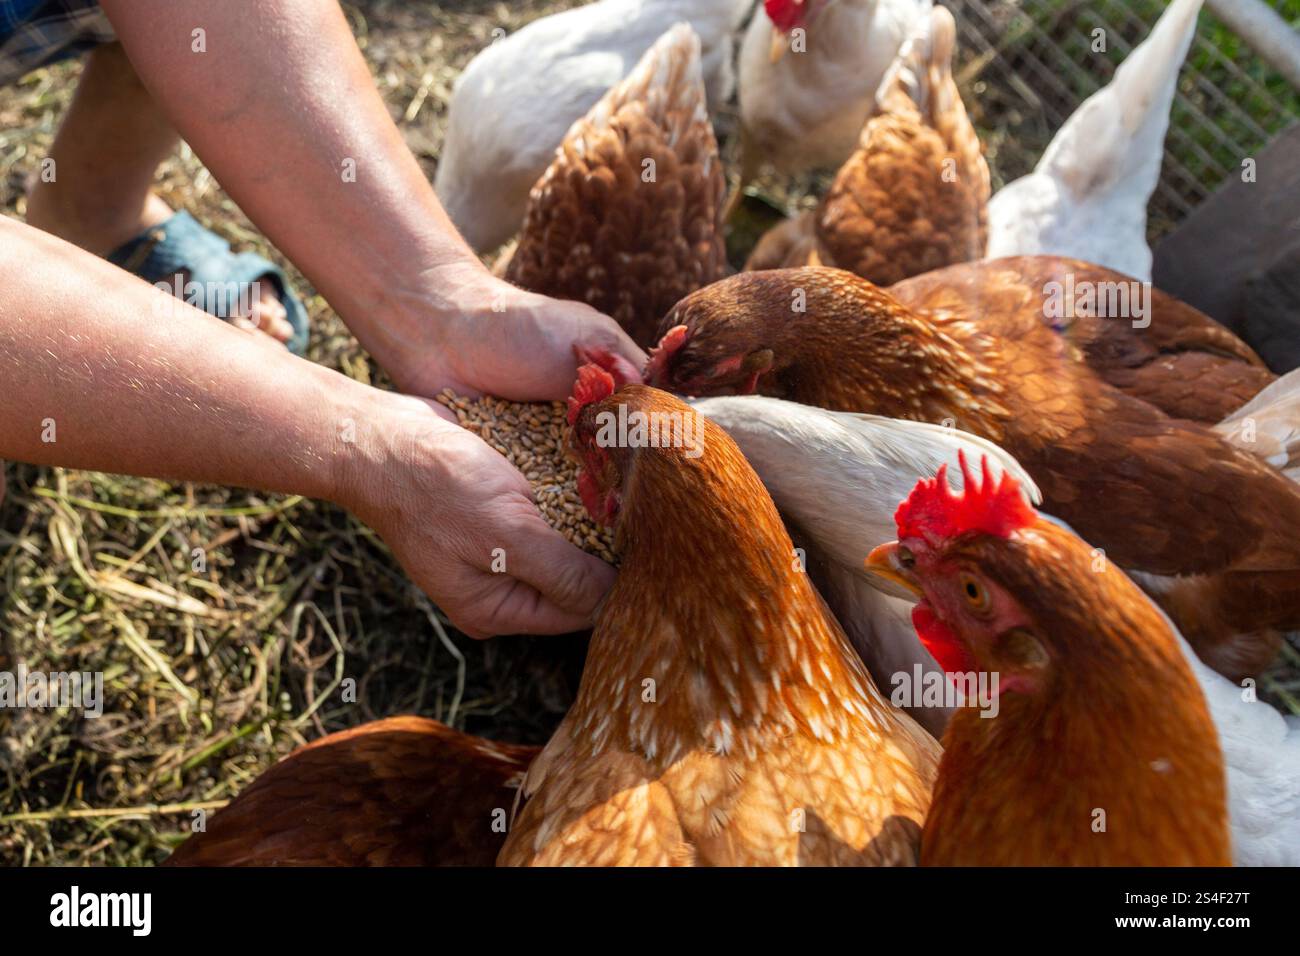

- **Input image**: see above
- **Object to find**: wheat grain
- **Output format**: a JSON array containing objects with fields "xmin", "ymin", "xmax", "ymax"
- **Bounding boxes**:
[{"xmin": 435, "ymin": 389, "xmax": 617, "ymax": 564}]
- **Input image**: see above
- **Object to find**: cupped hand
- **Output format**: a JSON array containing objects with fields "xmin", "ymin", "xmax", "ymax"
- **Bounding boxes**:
[
  {"xmin": 396, "ymin": 267, "xmax": 645, "ymax": 402},
  {"xmin": 343, "ymin": 394, "xmax": 616, "ymax": 638}
]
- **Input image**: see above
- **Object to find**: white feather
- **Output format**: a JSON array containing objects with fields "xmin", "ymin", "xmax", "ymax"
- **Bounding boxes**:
[
  {"xmin": 436, "ymin": 0, "xmax": 749, "ymax": 253},
  {"xmin": 692, "ymin": 395, "xmax": 1039, "ymax": 735},
  {"xmin": 1195, "ymin": 659, "xmax": 1300, "ymax": 866},
  {"xmin": 1215, "ymin": 366, "xmax": 1300, "ymax": 483},
  {"xmin": 985, "ymin": 0, "xmax": 1204, "ymax": 280},
  {"xmin": 737, "ymin": 0, "xmax": 930, "ymax": 176}
]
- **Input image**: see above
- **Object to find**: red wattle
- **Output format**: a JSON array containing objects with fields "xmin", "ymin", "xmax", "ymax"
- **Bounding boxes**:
[
  {"xmin": 576, "ymin": 469, "xmax": 607, "ymax": 525},
  {"xmin": 911, "ymin": 603, "xmax": 977, "ymax": 678}
]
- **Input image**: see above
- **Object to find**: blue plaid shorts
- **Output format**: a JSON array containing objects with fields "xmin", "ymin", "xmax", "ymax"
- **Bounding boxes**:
[{"xmin": 0, "ymin": 0, "xmax": 114, "ymax": 87}]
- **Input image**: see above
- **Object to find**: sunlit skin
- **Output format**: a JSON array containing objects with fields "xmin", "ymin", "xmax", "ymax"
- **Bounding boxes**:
[
  {"xmin": 42, "ymin": 0, "xmax": 645, "ymax": 401},
  {"xmin": 0, "ymin": 218, "xmax": 624, "ymax": 638},
  {"xmin": 2, "ymin": 0, "xmax": 654, "ymax": 637}
]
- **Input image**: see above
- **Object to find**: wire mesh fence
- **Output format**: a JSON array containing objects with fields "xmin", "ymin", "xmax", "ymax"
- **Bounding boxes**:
[{"xmin": 949, "ymin": 0, "xmax": 1300, "ymax": 240}]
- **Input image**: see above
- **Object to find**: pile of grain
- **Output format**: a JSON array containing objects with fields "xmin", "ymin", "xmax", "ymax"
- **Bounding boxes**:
[{"xmin": 436, "ymin": 389, "xmax": 617, "ymax": 564}]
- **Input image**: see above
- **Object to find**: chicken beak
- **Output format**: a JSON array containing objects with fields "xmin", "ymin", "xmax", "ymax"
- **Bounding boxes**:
[
  {"xmin": 864, "ymin": 542, "xmax": 924, "ymax": 601},
  {"xmin": 769, "ymin": 30, "xmax": 789, "ymax": 63}
]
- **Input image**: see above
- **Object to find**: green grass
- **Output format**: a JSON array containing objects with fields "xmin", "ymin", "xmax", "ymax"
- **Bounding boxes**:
[{"xmin": 952, "ymin": 0, "xmax": 1299, "ymax": 234}]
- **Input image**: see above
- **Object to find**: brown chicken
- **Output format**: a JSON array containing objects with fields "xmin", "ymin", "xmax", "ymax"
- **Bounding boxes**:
[
  {"xmin": 745, "ymin": 6, "xmax": 989, "ymax": 285},
  {"xmin": 865, "ymin": 456, "xmax": 1231, "ymax": 865},
  {"xmin": 889, "ymin": 256, "xmax": 1276, "ymax": 424},
  {"xmin": 745, "ymin": 208, "xmax": 822, "ymax": 272},
  {"xmin": 503, "ymin": 23, "xmax": 728, "ymax": 348},
  {"xmin": 646, "ymin": 266, "xmax": 1300, "ymax": 680},
  {"xmin": 165, "ymin": 717, "xmax": 536, "ymax": 866},
  {"xmin": 498, "ymin": 369, "xmax": 938, "ymax": 865}
]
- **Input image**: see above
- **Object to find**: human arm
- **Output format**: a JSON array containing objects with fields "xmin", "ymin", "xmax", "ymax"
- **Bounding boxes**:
[
  {"xmin": 0, "ymin": 217, "xmax": 614, "ymax": 635},
  {"xmin": 96, "ymin": 0, "xmax": 645, "ymax": 401}
]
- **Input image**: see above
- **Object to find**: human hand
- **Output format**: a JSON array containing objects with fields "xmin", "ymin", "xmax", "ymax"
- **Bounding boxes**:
[
  {"xmin": 339, "ymin": 392, "xmax": 616, "ymax": 638},
  {"xmin": 389, "ymin": 264, "xmax": 645, "ymax": 402}
]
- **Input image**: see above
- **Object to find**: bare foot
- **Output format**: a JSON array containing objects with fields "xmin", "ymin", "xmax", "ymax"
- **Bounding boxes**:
[{"xmin": 25, "ymin": 188, "xmax": 293, "ymax": 344}]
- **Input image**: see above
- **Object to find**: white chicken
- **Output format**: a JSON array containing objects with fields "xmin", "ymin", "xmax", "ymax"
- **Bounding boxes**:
[
  {"xmin": 1216, "ymin": 366, "xmax": 1300, "ymax": 484},
  {"xmin": 735, "ymin": 0, "xmax": 931, "ymax": 185},
  {"xmin": 1169, "ymin": 616, "xmax": 1300, "ymax": 867},
  {"xmin": 985, "ymin": 0, "xmax": 1204, "ymax": 280},
  {"xmin": 692, "ymin": 394, "xmax": 1039, "ymax": 736},
  {"xmin": 436, "ymin": 0, "xmax": 751, "ymax": 254},
  {"xmin": 697, "ymin": 395, "xmax": 1300, "ymax": 866}
]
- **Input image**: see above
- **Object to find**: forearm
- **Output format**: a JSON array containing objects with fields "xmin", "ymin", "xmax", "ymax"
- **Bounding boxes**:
[
  {"xmin": 0, "ymin": 217, "xmax": 392, "ymax": 503},
  {"xmin": 98, "ymin": 0, "xmax": 483, "ymax": 378}
]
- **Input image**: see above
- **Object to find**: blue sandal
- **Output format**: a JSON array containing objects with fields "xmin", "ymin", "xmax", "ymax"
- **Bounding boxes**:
[{"xmin": 106, "ymin": 211, "xmax": 310, "ymax": 355}]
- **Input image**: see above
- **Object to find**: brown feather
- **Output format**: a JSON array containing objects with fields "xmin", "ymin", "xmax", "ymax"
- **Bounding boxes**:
[
  {"xmin": 506, "ymin": 25, "xmax": 727, "ymax": 348},
  {"xmin": 889, "ymin": 256, "xmax": 1275, "ymax": 423},
  {"xmin": 651, "ymin": 266, "xmax": 1300, "ymax": 679},
  {"xmin": 165, "ymin": 717, "xmax": 535, "ymax": 866},
  {"xmin": 498, "ymin": 385, "xmax": 939, "ymax": 866},
  {"xmin": 745, "ymin": 7, "xmax": 989, "ymax": 284},
  {"xmin": 921, "ymin": 521, "xmax": 1231, "ymax": 866}
]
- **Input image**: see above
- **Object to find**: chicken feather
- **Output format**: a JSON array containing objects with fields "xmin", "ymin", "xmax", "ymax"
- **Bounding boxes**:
[
  {"xmin": 692, "ymin": 394, "xmax": 1038, "ymax": 736},
  {"xmin": 649, "ymin": 265, "xmax": 1300, "ymax": 680},
  {"xmin": 986, "ymin": 0, "xmax": 1205, "ymax": 280},
  {"xmin": 506, "ymin": 24, "xmax": 728, "ymax": 348},
  {"xmin": 888, "ymin": 256, "xmax": 1275, "ymax": 423},
  {"xmin": 1216, "ymin": 367, "xmax": 1300, "ymax": 483},
  {"xmin": 737, "ymin": 0, "xmax": 930, "ymax": 180},
  {"xmin": 885, "ymin": 515, "xmax": 1231, "ymax": 866},
  {"xmin": 165, "ymin": 717, "xmax": 536, "ymax": 866},
  {"xmin": 499, "ymin": 383, "xmax": 939, "ymax": 866},
  {"xmin": 814, "ymin": 5, "xmax": 989, "ymax": 284},
  {"xmin": 744, "ymin": 5, "xmax": 989, "ymax": 284},
  {"xmin": 1035, "ymin": 513, "xmax": 1300, "ymax": 867},
  {"xmin": 436, "ymin": 0, "xmax": 748, "ymax": 253}
]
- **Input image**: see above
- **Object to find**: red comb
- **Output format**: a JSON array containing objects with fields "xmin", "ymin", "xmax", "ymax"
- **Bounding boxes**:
[
  {"xmin": 764, "ymin": 0, "xmax": 805, "ymax": 32},
  {"xmin": 645, "ymin": 324, "xmax": 688, "ymax": 385},
  {"xmin": 567, "ymin": 363, "xmax": 616, "ymax": 425},
  {"xmin": 894, "ymin": 451, "xmax": 1035, "ymax": 544}
]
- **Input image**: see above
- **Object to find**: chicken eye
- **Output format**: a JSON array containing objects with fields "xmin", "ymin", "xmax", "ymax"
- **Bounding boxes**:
[
  {"xmin": 896, "ymin": 545, "xmax": 915, "ymax": 569},
  {"xmin": 960, "ymin": 573, "xmax": 989, "ymax": 611},
  {"xmin": 742, "ymin": 348, "xmax": 774, "ymax": 373}
]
